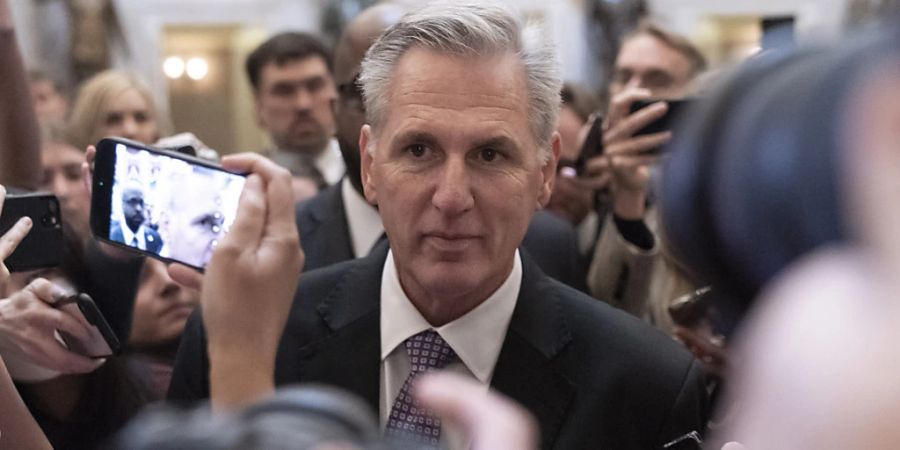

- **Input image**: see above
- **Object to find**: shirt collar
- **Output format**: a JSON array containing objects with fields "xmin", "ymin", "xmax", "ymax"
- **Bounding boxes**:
[
  {"xmin": 120, "ymin": 222, "xmax": 145, "ymax": 248},
  {"xmin": 315, "ymin": 139, "xmax": 346, "ymax": 185},
  {"xmin": 341, "ymin": 177, "xmax": 384, "ymax": 258},
  {"xmin": 266, "ymin": 138, "xmax": 346, "ymax": 186},
  {"xmin": 379, "ymin": 249, "xmax": 522, "ymax": 384}
]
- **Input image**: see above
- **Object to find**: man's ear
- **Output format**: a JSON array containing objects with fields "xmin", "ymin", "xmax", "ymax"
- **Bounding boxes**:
[
  {"xmin": 359, "ymin": 124, "xmax": 378, "ymax": 206},
  {"xmin": 537, "ymin": 132, "xmax": 561, "ymax": 208}
]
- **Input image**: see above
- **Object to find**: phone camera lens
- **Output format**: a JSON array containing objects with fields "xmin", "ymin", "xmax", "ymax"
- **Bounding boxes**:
[
  {"xmin": 47, "ymin": 200, "xmax": 58, "ymax": 214},
  {"xmin": 41, "ymin": 213, "xmax": 58, "ymax": 227}
]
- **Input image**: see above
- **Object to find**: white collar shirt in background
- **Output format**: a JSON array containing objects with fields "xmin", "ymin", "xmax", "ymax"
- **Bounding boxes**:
[{"xmin": 341, "ymin": 177, "xmax": 384, "ymax": 258}]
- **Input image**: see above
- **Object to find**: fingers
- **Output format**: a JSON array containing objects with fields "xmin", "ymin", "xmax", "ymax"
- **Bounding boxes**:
[
  {"xmin": 673, "ymin": 326, "xmax": 727, "ymax": 363},
  {"xmin": 23, "ymin": 278, "xmax": 92, "ymax": 343},
  {"xmin": 606, "ymin": 131, "xmax": 672, "ymax": 157},
  {"xmin": 605, "ymin": 88, "xmax": 652, "ymax": 129},
  {"xmin": 41, "ymin": 305, "xmax": 92, "ymax": 343},
  {"xmin": 30, "ymin": 336, "xmax": 103, "ymax": 374},
  {"xmin": 24, "ymin": 278, "xmax": 68, "ymax": 305},
  {"xmin": 220, "ymin": 153, "xmax": 289, "ymax": 183},
  {"xmin": 262, "ymin": 161, "xmax": 299, "ymax": 241},
  {"xmin": 167, "ymin": 263, "xmax": 204, "ymax": 290},
  {"xmin": 82, "ymin": 145, "xmax": 96, "ymax": 195},
  {"xmin": 224, "ymin": 174, "xmax": 266, "ymax": 250},
  {"xmin": 221, "ymin": 153, "xmax": 299, "ymax": 258},
  {"xmin": 416, "ymin": 372, "xmax": 538, "ymax": 450},
  {"xmin": 0, "ymin": 216, "xmax": 32, "ymax": 260}
]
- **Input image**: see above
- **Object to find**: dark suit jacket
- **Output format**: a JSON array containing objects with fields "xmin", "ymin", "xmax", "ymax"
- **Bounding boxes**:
[
  {"xmin": 109, "ymin": 220, "xmax": 163, "ymax": 254},
  {"xmin": 295, "ymin": 182, "xmax": 587, "ymax": 291},
  {"xmin": 169, "ymin": 245, "xmax": 708, "ymax": 449}
]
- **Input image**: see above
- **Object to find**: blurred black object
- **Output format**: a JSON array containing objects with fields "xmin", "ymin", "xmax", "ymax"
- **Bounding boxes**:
[
  {"xmin": 113, "ymin": 385, "xmax": 391, "ymax": 450},
  {"xmin": 659, "ymin": 25, "xmax": 900, "ymax": 337},
  {"xmin": 762, "ymin": 17, "xmax": 795, "ymax": 51},
  {"xmin": 0, "ymin": 191, "xmax": 64, "ymax": 272},
  {"xmin": 629, "ymin": 98, "xmax": 697, "ymax": 153}
]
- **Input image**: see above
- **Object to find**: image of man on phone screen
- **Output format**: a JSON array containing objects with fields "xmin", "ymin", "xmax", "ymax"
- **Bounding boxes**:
[{"xmin": 110, "ymin": 183, "xmax": 163, "ymax": 254}]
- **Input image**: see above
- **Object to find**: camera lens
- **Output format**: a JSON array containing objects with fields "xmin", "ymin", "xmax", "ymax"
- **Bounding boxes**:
[
  {"xmin": 47, "ymin": 199, "xmax": 58, "ymax": 214},
  {"xmin": 41, "ymin": 213, "xmax": 58, "ymax": 227}
]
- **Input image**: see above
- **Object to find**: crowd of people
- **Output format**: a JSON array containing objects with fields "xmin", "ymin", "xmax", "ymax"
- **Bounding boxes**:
[{"xmin": 0, "ymin": 0, "xmax": 898, "ymax": 448}]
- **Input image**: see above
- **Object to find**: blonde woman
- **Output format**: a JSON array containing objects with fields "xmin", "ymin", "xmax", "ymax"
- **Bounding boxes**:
[{"xmin": 66, "ymin": 70, "xmax": 166, "ymax": 151}]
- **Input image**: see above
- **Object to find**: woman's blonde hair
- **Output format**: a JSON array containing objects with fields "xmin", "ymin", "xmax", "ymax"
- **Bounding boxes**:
[{"xmin": 66, "ymin": 70, "xmax": 168, "ymax": 150}]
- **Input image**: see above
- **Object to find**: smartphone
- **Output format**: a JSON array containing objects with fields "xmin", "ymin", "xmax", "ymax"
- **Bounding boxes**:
[
  {"xmin": 90, "ymin": 138, "xmax": 246, "ymax": 270},
  {"xmin": 0, "ymin": 192, "xmax": 64, "ymax": 272},
  {"xmin": 56, "ymin": 293, "xmax": 121, "ymax": 359},
  {"xmin": 629, "ymin": 98, "xmax": 696, "ymax": 154},
  {"xmin": 668, "ymin": 287, "xmax": 713, "ymax": 328},
  {"xmin": 571, "ymin": 113, "xmax": 604, "ymax": 176}
]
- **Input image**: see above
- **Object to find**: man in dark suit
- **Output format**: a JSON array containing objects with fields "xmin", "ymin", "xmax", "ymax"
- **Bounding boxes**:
[
  {"xmin": 110, "ymin": 185, "xmax": 162, "ymax": 254},
  {"xmin": 170, "ymin": 3, "xmax": 707, "ymax": 449},
  {"xmin": 295, "ymin": 3, "xmax": 585, "ymax": 290}
]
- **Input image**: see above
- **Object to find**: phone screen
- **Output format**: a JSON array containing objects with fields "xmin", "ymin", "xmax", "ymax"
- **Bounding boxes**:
[{"xmin": 91, "ymin": 139, "xmax": 246, "ymax": 269}]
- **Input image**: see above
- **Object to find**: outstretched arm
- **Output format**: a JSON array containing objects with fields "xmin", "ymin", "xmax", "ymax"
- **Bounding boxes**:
[
  {"xmin": 168, "ymin": 154, "xmax": 304, "ymax": 411},
  {"xmin": 0, "ymin": 356, "xmax": 52, "ymax": 450},
  {"xmin": 0, "ymin": 0, "xmax": 41, "ymax": 190}
]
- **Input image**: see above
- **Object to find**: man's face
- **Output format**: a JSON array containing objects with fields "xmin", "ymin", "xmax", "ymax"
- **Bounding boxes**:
[
  {"xmin": 361, "ymin": 48, "xmax": 559, "ymax": 307},
  {"xmin": 122, "ymin": 187, "xmax": 146, "ymax": 232},
  {"xmin": 166, "ymin": 178, "xmax": 225, "ymax": 268},
  {"xmin": 610, "ymin": 33, "xmax": 695, "ymax": 99},
  {"xmin": 254, "ymin": 57, "xmax": 337, "ymax": 154}
]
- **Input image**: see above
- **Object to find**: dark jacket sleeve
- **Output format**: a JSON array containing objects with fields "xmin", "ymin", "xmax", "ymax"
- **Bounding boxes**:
[
  {"xmin": 167, "ymin": 309, "xmax": 210, "ymax": 404},
  {"xmin": 522, "ymin": 210, "xmax": 588, "ymax": 292},
  {"xmin": 656, "ymin": 359, "xmax": 710, "ymax": 448}
]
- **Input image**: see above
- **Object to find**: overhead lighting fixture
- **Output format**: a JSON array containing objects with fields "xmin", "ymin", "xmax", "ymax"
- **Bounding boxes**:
[
  {"xmin": 163, "ymin": 56, "xmax": 185, "ymax": 79},
  {"xmin": 186, "ymin": 57, "xmax": 209, "ymax": 81}
]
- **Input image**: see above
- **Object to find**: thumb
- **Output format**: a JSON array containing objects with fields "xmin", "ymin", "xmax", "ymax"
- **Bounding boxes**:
[{"xmin": 167, "ymin": 263, "xmax": 203, "ymax": 290}]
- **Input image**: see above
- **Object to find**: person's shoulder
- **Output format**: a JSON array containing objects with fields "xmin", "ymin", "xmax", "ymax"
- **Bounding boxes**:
[
  {"xmin": 296, "ymin": 183, "xmax": 342, "ymax": 222},
  {"xmin": 527, "ymin": 210, "xmax": 576, "ymax": 238},
  {"xmin": 287, "ymin": 247, "xmax": 385, "ymax": 314},
  {"xmin": 540, "ymin": 276, "xmax": 694, "ymax": 371}
]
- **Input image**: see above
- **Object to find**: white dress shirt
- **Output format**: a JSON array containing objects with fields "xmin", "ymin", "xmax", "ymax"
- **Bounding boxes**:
[
  {"xmin": 120, "ymin": 222, "xmax": 147, "ymax": 250},
  {"xmin": 341, "ymin": 177, "xmax": 384, "ymax": 258},
  {"xmin": 316, "ymin": 139, "xmax": 346, "ymax": 186},
  {"xmin": 379, "ymin": 250, "xmax": 522, "ymax": 448},
  {"xmin": 268, "ymin": 138, "xmax": 346, "ymax": 186}
]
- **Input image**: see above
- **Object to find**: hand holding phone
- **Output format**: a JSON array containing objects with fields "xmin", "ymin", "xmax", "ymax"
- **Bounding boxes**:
[
  {"xmin": 0, "ymin": 279, "xmax": 101, "ymax": 375},
  {"xmin": 628, "ymin": 98, "xmax": 696, "ymax": 154},
  {"xmin": 90, "ymin": 138, "xmax": 246, "ymax": 270},
  {"xmin": 0, "ymin": 191, "xmax": 63, "ymax": 273},
  {"xmin": 589, "ymin": 88, "xmax": 672, "ymax": 219},
  {"xmin": 168, "ymin": 153, "xmax": 303, "ymax": 410},
  {"xmin": 54, "ymin": 293, "xmax": 120, "ymax": 359}
]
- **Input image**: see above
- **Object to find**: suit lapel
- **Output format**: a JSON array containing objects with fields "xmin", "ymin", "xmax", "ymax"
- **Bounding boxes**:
[
  {"xmin": 491, "ymin": 252, "xmax": 575, "ymax": 449},
  {"xmin": 295, "ymin": 244, "xmax": 389, "ymax": 412},
  {"xmin": 314, "ymin": 183, "xmax": 355, "ymax": 265},
  {"xmin": 298, "ymin": 183, "xmax": 354, "ymax": 271}
]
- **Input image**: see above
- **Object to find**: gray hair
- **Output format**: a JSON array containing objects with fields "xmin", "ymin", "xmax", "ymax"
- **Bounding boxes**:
[{"xmin": 358, "ymin": 1, "xmax": 562, "ymax": 161}]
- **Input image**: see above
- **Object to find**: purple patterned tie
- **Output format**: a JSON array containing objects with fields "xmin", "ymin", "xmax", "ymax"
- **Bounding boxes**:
[{"xmin": 385, "ymin": 329, "xmax": 457, "ymax": 447}]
